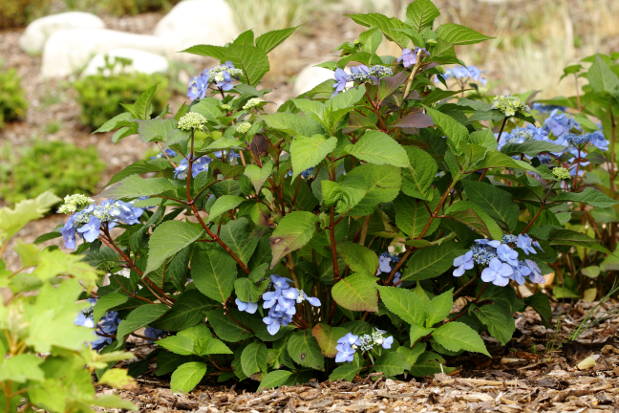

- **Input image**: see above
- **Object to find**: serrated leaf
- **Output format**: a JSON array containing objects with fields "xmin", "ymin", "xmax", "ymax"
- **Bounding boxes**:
[
  {"xmin": 116, "ymin": 304, "xmax": 169, "ymax": 343},
  {"xmin": 208, "ymin": 195, "xmax": 245, "ymax": 222},
  {"xmin": 98, "ymin": 368, "xmax": 136, "ymax": 389},
  {"xmin": 145, "ymin": 221, "xmax": 203, "ymax": 274},
  {"xmin": 256, "ymin": 26, "xmax": 297, "ymax": 53},
  {"xmin": 170, "ymin": 362, "xmax": 207, "ymax": 393},
  {"xmin": 462, "ymin": 180, "xmax": 519, "ymax": 232},
  {"xmin": 394, "ymin": 196, "xmax": 437, "ymax": 237},
  {"xmin": 337, "ymin": 242, "xmax": 379, "ymax": 275},
  {"xmin": 269, "ymin": 212, "xmax": 318, "ymax": 267},
  {"xmin": 349, "ymin": 13, "xmax": 410, "ymax": 47},
  {"xmin": 345, "ymin": 164, "xmax": 402, "ymax": 216},
  {"xmin": 257, "ymin": 370, "xmax": 293, "ymax": 390},
  {"xmin": 445, "ymin": 200, "xmax": 503, "ymax": 239},
  {"xmin": 244, "ymin": 161, "xmax": 273, "ymax": 193},
  {"xmin": 205, "ymin": 310, "xmax": 253, "ymax": 342},
  {"xmin": 472, "ymin": 304, "xmax": 515, "ymax": 345},
  {"xmin": 406, "ymin": 0, "xmax": 440, "ymax": 32},
  {"xmin": 102, "ymin": 175, "xmax": 176, "ymax": 200},
  {"xmin": 156, "ymin": 290, "xmax": 213, "ymax": 331},
  {"xmin": 93, "ymin": 292, "xmax": 128, "ymax": 322},
  {"xmin": 332, "ymin": 273, "xmax": 378, "ymax": 312},
  {"xmin": 290, "ymin": 135, "xmax": 337, "ymax": 180},
  {"xmin": 436, "ymin": 23, "xmax": 492, "ymax": 45},
  {"xmin": 191, "ymin": 248, "xmax": 237, "ymax": 303},
  {"xmin": 378, "ymin": 286, "xmax": 429, "ymax": 325},
  {"xmin": 156, "ymin": 334, "xmax": 195, "ymax": 356},
  {"xmin": 553, "ymin": 188, "xmax": 617, "ymax": 209},
  {"xmin": 347, "ymin": 130, "xmax": 409, "ymax": 168},
  {"xmin": 426, "ymin": 289, "xmax": 453, "ymax": 327},
  {"xmin": 548, "ymin": 229, "xmax": 609, "ymax": 253},
  {"xmin": 287, "ymin": 330, "xmax": 324, "ymax": 370},
  {"xmin": 432, "ymin": 321, "xmax": 490, "ymax": 356},
  {"xmin": 587, "ymin": 55, "xmax": 619, "ymax": 95},
  {"xmin": 402, "ymin": 242, "xmax": 466, "ymax": 281},
  {"xmin": 424, "ymin": 106, "xmax": 469, "ymax": 152},
  {"xmin": 262, "ymin": 112, "xmax": 323, "ymax": 136},
  {"xmin": 401, "ymin": 146, "xmax": 437, "ymax": 200},
  {"xmin": 219, "ymin": 218, "xmax": 260, "ymax": 266},
  {"xmin": 241, "ymin": 342, "xmax": 268, "ymax": 377},
  {"xmin": 0, "ymin": 354, "xmax": 44, "ymax": 383},
  {"xmin": 311, "ymin": 324, "xmax": 348, "ymax": 358}
]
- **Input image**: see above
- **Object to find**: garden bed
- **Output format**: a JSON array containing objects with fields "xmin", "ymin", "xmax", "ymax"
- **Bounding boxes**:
[{"xmin": 102, "ymin": 302, "xmax": 618, "ymax": 412}]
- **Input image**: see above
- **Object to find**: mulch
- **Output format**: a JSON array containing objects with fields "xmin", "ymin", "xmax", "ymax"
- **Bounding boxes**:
[{"xmin": 99, "ymin": 300, "xmax": 618, "ymax": 412}]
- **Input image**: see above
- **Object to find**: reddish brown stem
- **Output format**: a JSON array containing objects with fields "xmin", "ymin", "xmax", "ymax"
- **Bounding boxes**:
[{"xmin": 329, "ymin": 207, "xmax": 341, "ymax": 281}]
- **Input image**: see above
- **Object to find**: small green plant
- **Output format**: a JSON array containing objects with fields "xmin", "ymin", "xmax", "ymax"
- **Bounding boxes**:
[
  {"xmin": 64, "ymin": 0, "xmax": 180, "ymax": 14},
  {"xmin": 0, "ymin": 0, "xmax": 51, "ymax": 29},
  {"xmin": 0, "ymin": 140, "xmax": 105, "ymax": 205},
  {"xmin": 0, "ymin": 68, "xmax": 27, "ymax": 128},
  {"xmin": 74, "ymin": 57, "xmax": 169, "ymax": 129},
  {"xmin": 0, "ymin": 192, "xmax": 136, "ymax": 412}
]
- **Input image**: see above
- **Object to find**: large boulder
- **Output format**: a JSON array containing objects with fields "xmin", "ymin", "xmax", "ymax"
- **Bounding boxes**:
[
  {"xmin": 154, "ymin": 0, "xmax": 240, "ymax": 54},
  {"xmin": 19, "ymin": 12, "xmax": 105, "ymax": 55},
  {"xmin": 293, "ymin": 64, "xmax": 334, "ymax": 95},
  {"xmin": 41, "ymin": 29, "xmax": 171, "ymax": 78},
  {"xmin": 82, "ymin": 48, "xmax": 169, "ymax": 77}
]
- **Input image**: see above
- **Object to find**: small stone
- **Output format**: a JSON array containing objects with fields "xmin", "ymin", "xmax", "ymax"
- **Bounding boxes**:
[
  {"xmin": 576, "ymin": 354, "xmax": 600, "ymax": 370},
  {"xmin": 293, "ymin": 64, "xmax": 334, "ymax": 95}
]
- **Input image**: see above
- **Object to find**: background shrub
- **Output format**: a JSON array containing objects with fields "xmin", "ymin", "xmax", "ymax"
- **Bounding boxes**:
[
  {"xmin": 74, "ymin": 72, "xmax": 169, "ymax": 129},
  {"xmin": 0, "ymin": 140, "xmax": 105, "ymax": 205},
  {"xmin": 0, "ymin": 0, "xmax": 51, "ymax": 29},
  {"xmin": 0, "ymin": 68, "xmax": 28, "ymax": 128},
  {"xmin": 63, "ymin": 0, "xmax": 181, "ymax": 15}
]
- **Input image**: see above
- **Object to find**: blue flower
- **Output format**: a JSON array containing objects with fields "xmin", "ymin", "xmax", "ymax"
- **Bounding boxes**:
[
  {"xmin": 532, "ymin": 103, "xmax": 566, "ymax": 112},
  {"xmin": 151, "ymin": 148, "xmax": 177, "ymax": 160},
  {"xmin": 516, "ymin": 234, "xmax": 539, "ymax": 255},
  {"xmin": 398, "ymin": 47, "xmax": 428, "ymax": 68},
  {"xmin": 187, "ymin": 62, "xmax": 242, "ymax": 100},
  {"xmin": 543, "ymin": 109, "xmax": 582, "ymax": 137},
  {"xmin": 335, "ymin": 333, "xmax": 359, "ymax": 363},
  {"xmin": 442, "ymin": 65, "xmax": 486, "ymax": 85},
  {"xmin": 481, "ymin": 257, "xmax": 513, "ymax": 286},
  {"xmin": 380, "ymin": 335, "xmax": 394, "ymax": 349},
  {"xmin": 496, "ymin": 243, "xmax": 519, "ymax": 266},
  {"xmin": 453, "ymin": 250, "xmax": 474, "ymax": 277},
  {"xmin": 144, "ymin": 327, "xmax": 166, "ymax": 342},
  {"xmin": 333, "ymin": 68, "xmax": 350, "ymax": 94},
  {"xmin": 235, "ymin": 299, "xmax": 258, "ymax": 314},
  {"xmin": 377, "ymin": 252, "xmax": 393, "ymax": 274},
  {"xmin": 174, "ymin": 156, "xmax": 211, "ymax": 180},
  {"xmin": 586, "ymin": 130, "xmax": 608, "ymax": 151},
  {"xmin": 187, "ymin": 70, "xmax": 209, "ymax": 101}
]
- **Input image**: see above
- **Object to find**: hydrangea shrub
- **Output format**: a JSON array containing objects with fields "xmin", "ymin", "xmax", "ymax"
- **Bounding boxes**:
[{"xmin": 52, "ymin": 0, "xmax": 616, "ymax": 392}]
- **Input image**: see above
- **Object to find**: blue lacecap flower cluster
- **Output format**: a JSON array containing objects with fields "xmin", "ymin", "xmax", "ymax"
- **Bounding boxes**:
[
  {"xmin": 335, "ymin": 329, "xmax": 394, "ymax": 363},
  {"xmin": 235, "ymin": 275, "xmax": 320, "ymax": 335},
  {"xmin": 439, "ymin": 65, "xmax": 486, "ymax": 85},
  {"xmin": 187, "ymin": 61, "xmax": 242, "ymax": 100},
  {"xmin": 453, "ymin": 234, "xmax": 544, "ymax": 286},
  {"xmin": 397, "ymin": 47, "xmax": 429, "ymax": 68},
  {"xmin": 152, "ymin": 149, "xmax": 239, "ymax": 180},
  {"xmin": 498, "ymin": 109, "xmax": 608, "ymax": 176},
  {"xmin": 333, "ymin": 64, "xmax": 394, "ymax": 94},
  {"xmin": 62, "ymin": 200, "xmax": 144, "ymax": 249},
  {"xmin": 74, "ymin": 299, "xmax": 121, "ymax": 350},
  {"xmin": 376, "ymin": 252, "xmax": 401, "ymax": 285}
]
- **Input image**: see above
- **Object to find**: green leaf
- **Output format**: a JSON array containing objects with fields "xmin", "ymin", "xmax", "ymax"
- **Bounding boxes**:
[
  {"xmin": 406, "ymin": 0, "xmax": 440, "ymax": 31},
  {"xmin": 587, "ymin": 55, "xmax": 619, "ymax": 95},
  {"xmin": 244, "ymin": 161, "xmax": 273, "ymax": 193},
  {"xmin": 256, "ymin": 27, "xmax": 297, "ymax": 53},
  {"xmin": 145, "ymin": 221, "xmax": 203, "ymax": 274},
  {"xmin": 133, "ymin": 84, "xmax": 157, "ymax": 119},
  {"xmin": 269, "ymin": 211, "xmax": 318, "ymax": 267},
  {"xmin": 191, "ymin": 98, "xmax": 224, "ymax": 121},
  {"xmin": 549, "ymin": 229, "xmax": 609, "ymax": 253},
  {"xmin": 98, "ymin": 368, "xmax": 136, "ymax": 388},
  {"xmin": 327, "ymin": 85, "xmax": 366, "ymax": 111},
  {"xmin": 170, "ymin": 361, "xmax": 207, "ymax": 393},
  {"xmin": 94, "ymin": 395, "xmax": 138, "ymax": 411},
  {"xmin": 525, "ymin": 292, "xmax": 552, "ymax": 327},
  {"xmin": 394, "ymin": 196, "xmax": 437, "ymax": 237},
  {"xmin": 290, "ymin": 135, "xmax": 337, "ymax": 180},
  {"xmin": 349, "ymin": 13, "xmax": 410, "ymax": 47},
  {"xmin": 241, "ymin": 342, "xmax": 268, "ymax": 377},
  {"xmin": 107, "ymin": 158, "xmax": 170, "ymax": 185},
  {"xmin": 116, "ymin": 304, "xmax": 169, "ymax": 342},
  {"xmin": 328, "ymin": 355, "xmax": 362, "ymax": 381},
  {"xmin": 378, "ymin": 286, "xmax": 429, "ymax": 325},
  {"xmin": 410, "ymin": 324, "xmax": 434, "ymax": 345},
  {"xmin": 262, "ymin": 112, "xmax": 323, "ymax": 136},
  {"xmin": 426, "ymin": 289, "xmax": 453, "ymax": 327},
  {"xmin": 234, "ymin": 278, "xmax": 267, "ymax": 303},
  {"xmin": 500, "ymin": 140, "xmax": 567, "ymax": 157},
  {"xmin": 205, "ymin": 310, "xmax": 253, "ymax": 342},
  {"xmin": 553, "ymin": 188, "xmax": 617, "ymax": 209},
  {"xmin": 337, "ymin": 242, "xmax": 379, "ymax": 276},
  {"xmin": 102, "ymin": 175, "xmax": 176, "ymax": 200},
  {"xmin": 183, "ymin": 44, "xmax": 231, "ymax": 60},
  {"xmin": 0, "ymin": 191, "xmax": 60, "ymax": 243},
  {"xmin": 401, "ymin": 146, "xmax": 437, "ymax": 200},
  {"xmin": 287, "ymin": 330, "xmax": 324, "ymax": 370},
  {"xmin": 321, "ymin": 178, "xmax": 368, "ymax": 214},
  {"xmin": 445, "ymin": 201, "xmax": 504, "ymax": 239},
  {"xmin": 220, "ymin": 218, "xmax": 260, "ymax": 266},
  {"xmin": 345, "ymin": 164, "xmax": 402, "ymax": 216},
  {"xmin": 257, "ymin": 370, "xmax": 293, "ymax": 391},
  {"xmin": 192, "ymin": 248, "xmax": 237, "ymax": 303},
  {"xmin": 473, "ymin": 151, "xmax": 537, "ymax": 172},
  {"xmin": 311, "ymin": 323, "xmax": 347, "ymax": 358},
  {"xmin": 402, "ymin": 242, "xmax": 466, "ymax": 281},
  {"xmin": 93, "ymin": 292, "xmax": 128, "ymax": 322},
  {"xmin": 137, "ymin": 119, "xmax": 188, "ymax": 144},
  {"xmin": 432, "ymin": 321, "xmax": 490, "ymax": 356},
  {"xmin": 0, "ymin": 354, "xmax": 44, "ymax": 383},
  {"xmin": 208, "ymin": 195, "xmax": 245, "ymax": 222},
  {"xmin": 462, "ymin": 180, "xmax": 519, "ymax": 231},
  {"xmin": 374, "ymin": 346, "xmax": 423, "ymax": 377},
  {"xmin": 424, "ymin": 106, "xmax": 469, "ymax": 152},
  {"xmin": 346, "ymin": 130, "xmax": 410, "ymax": 168},
  {"xmin": 332, "ymin": 273, "xmax": 378, "ymax": 312},
  {"xmin": 229, "ymin": 44, "xmax": 270, "ymax": 85},
  {"xmin": 472, "ymin": 304, "xmax": 515, "ymax": 345},
  {"xmin": 156, "ymin": 335, "xmax": 195, "ymax": 356},
  {"xmin": 436, "ymin": 23, "xmax": 492, "ymax": 45},
  {"xmin": 156, "ymin": 290, "xmax": 213, "ymax": 331}
]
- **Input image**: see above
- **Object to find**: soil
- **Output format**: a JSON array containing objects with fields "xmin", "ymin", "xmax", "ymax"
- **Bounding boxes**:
[{"xmin": 96, "ymin": 301, "xmax": 619, "ymax": 413}]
